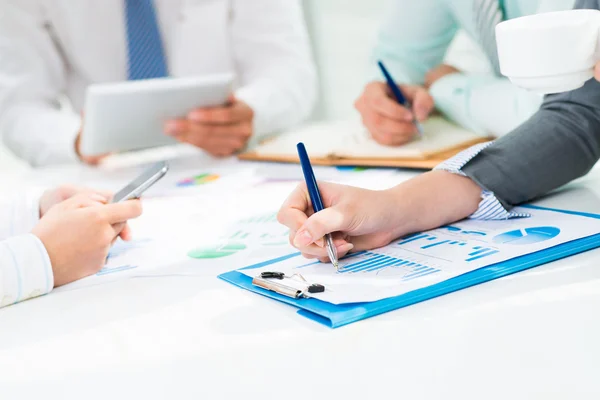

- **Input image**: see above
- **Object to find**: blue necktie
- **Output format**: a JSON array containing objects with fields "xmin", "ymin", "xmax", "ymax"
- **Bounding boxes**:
[{"xmin": 124, "ymin": 0, "xmax": 168, "ymax": 80}]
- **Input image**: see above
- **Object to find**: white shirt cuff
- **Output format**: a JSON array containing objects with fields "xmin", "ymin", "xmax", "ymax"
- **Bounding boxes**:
[
  {"xmin": 1, "ymin": 234, "xmax": 53, "ymax": 307},
  {"xmin": 435, "ymin": 142, "xmax": 531, "ymax": 220}
]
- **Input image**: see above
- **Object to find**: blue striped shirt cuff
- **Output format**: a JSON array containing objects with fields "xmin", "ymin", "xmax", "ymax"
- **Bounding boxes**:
[{"xmin": 434, "ymin": 141, "xmax": 530, "ymax": 220}]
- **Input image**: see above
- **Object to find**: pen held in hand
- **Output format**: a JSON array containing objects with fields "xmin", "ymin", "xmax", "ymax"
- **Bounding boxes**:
[
  {"xmin": 296, "ymin": 142, "xmax": 340, "ymax": 270},
  {"xmin": 377, "ymin": 60, "xmax": 424, "ymax": 136}
]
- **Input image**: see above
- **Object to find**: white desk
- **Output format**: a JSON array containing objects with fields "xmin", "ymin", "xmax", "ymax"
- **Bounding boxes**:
[{"xmin": 1, "ymin": 153, "xmax": 600, "ymax": 400}]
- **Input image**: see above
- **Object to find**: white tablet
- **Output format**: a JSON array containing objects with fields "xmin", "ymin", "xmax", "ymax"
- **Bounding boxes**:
[{"xmin": 80, "ymin": 73, "xmax": 234, "ymax": 155}]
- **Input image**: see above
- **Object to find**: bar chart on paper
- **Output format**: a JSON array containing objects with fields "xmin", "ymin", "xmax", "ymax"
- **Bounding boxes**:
[{"xmin": 294, "ymin": 251, "xmax": 440, "ymax": 280}]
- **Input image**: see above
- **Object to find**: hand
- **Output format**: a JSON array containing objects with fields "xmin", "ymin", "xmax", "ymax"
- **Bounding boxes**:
[
  {"xmin": 32, "ymin": 194, "xmax": 143, "ymax": 287},
  {"xmin": 74, "ymin": 115, "xmax": 110, "ymax": 165},
  {"xmin": 595, "ymin": 62, "xmax": 600, "ymax": 81},
  {"xmin": 39, "ymin": 185, "xmax": 112, "ymax": 217},
  {"xmin": 277, "ymin": 172, "xmax": 482, "ymax": 262},
  {"xmin": 164, "ymin": 96, "xmax": 254, "ymax": 157},
  {"xmin": 354, "ymin": 81, "xmax": 434, "ymax": 146},
  {"xmin": 424, "ymin": 64, "xmax": 461, "ymax": 89}
]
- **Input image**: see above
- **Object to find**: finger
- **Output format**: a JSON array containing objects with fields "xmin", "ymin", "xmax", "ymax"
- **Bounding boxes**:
[
  {"xmin": 369, "ymin": 129, "xmax": 416, "ymax": 146},
  {"xmin": 318, "ymin": 243, "xmax": 356, "ymax": 263},
  {"xmin": 362, "ymin": 113, "xmax": 417, "ymax": 142},
  {"xmin": 111, "ymin": 222, "xmax": 127, "ymax": 238},
  {"xmin": 298, "ymin": 241, "xmax": 354, "ymax": 259},
  {"xmin": 187, "ymin": 102, "xmax": 253, "ymax": 125},
  {"xmin": 185, "ymin": 135, "xmax": 248, "ymax": 156},
  {"xmin": 187, "ymin": 122, "xmax": 252, "ymax": 139},
  {"xmin": 178, "ymin": 134, "xmax": 246, "ymax": 152},
  {"xmin": 101, "ymin": 200, "xmax": 143, "ymax": 224},
  {"xmin": 168, "ymin": 127, "xmax": 248, "ymax": 156},
  {"xmin": 118, "ymin": 223, "xmax": 132, "ymax": 241},
  {"xmin": 399, "ymin": 85, "xmax": 434, "ymax": 121},
  {"xmin": 81, "ymin": 153, "xmax": 110, "ymax": 166},
  {"xmin": 367, "ymin": 84, "xmax": 413, "ymax": 122},
  {"xmin": 60, "ymin": 193, "xmax": 108, "ymax": 209},
  {"xmin": 277, "ymin": 184, "xmax": 310, "ymax": 231},
  {"xmin": 278, "ymin": 183, "xmax": 312, "ymax": 231},
  {"xmin": 595, "ymin": 62, "xmax": 600, "ymax": 81},
  {"xmin": 292, "ymin": 207, "xmax": 349, "ymax": 248},
  {"xmin": 164, "ymin": 119, "xmax": 189, "ymax": 136},
  {"xmin": 412, "ymin": 91, "xmax": 435, "ymax": 121},
  {"xmin": 96, "ymin": 190, "xmax": 114, "ymax": 202},
  {"xmin": 59, "ymin": 185, "xmax": 112, "ymax": 203}
]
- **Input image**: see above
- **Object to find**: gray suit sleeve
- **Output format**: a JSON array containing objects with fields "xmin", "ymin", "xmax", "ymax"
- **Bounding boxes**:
[{"xmin": 461, "ymin": 77, "xmax": 600, "ymax": 209}]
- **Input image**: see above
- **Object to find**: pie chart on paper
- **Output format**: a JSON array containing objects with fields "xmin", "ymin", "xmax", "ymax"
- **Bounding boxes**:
[{"xmin": 492, "ymin": 226, "xmax": 560, "ymax": 245}]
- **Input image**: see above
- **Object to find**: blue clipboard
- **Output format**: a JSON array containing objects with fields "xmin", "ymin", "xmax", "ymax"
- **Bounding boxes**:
[{"xmin": 219, "ymin": 205, "xmax": 600, "ymax": 328}]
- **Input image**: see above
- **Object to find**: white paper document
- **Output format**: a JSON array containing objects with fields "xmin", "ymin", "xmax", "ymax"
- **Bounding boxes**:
[{"xmin": 240, "ymin": 207, "xmax": 600, "ymax": 304}]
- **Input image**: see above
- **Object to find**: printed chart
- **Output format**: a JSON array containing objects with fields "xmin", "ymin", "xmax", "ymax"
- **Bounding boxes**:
[
  {"xmin": 241, "ymin": 207, "xmax": 600, "ymax": 304},
  {"xmin": 188, "ymin": 211, "xmax": 290, "ymax": 260},
  {"xmin": 297, "ymin": 251, "xmax": 440, "ymax": 280},
  {"xmin": 176, "ymin": 173, "xmax": 220, "ymax": 187},
  {"xmin": 188, "ymin": 242, "xmax": 247, "ymax": 259},
  {"xmin": 493, "ymin": 227, "xmax": 560, "ymax": 245},
  {"xmin": 99, "ymin": 239, "xmax": 152, "ymax": 276}
]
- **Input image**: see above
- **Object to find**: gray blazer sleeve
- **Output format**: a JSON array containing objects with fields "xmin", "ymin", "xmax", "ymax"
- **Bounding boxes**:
[
  {"xmin": 460, "ymin": 0, "xmax": 600, "ymax": 209},
  {"xmin": 462, "ymin": 77, "xmax": 600, "ymax": 209}
]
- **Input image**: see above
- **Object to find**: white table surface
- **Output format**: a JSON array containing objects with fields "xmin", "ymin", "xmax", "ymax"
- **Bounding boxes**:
[{"xmin": 1, "ymin": 150, "xmax": 600, "ymax": 400}]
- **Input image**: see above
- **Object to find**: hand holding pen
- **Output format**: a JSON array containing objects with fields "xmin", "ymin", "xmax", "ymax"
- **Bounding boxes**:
[
  {"xmin": 277, "ymin": 174, "xmax": 410, "ymax": 266},
  {"xmin": 354, "ymin": 61, "xmax": 435, "ymax": 145}
]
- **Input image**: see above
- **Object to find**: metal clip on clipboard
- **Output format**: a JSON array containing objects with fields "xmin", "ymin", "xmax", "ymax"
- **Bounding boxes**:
[{"xmin": 252, "ymin": 272, "xmax": 325, "ymax": 299}]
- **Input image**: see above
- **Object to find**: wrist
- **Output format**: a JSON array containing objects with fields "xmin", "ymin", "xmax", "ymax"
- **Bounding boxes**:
[
  {"xmin": 385, "ymin": 171, "xmax": 482, "ymax": 236},
  {"xmin": 381, "ymin": 185, "xmax": 420, "ymax": 239}
]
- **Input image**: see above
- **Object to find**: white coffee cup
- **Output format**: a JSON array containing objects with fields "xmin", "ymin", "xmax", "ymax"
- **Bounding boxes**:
[{"xmin": 496, "ymin": 9, "xmax": 600, "ymax": 94}]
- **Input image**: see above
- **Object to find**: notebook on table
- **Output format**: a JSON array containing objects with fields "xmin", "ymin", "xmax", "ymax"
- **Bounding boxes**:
[{"xmin": 239, "ymin": 117, "xmax": 491, "ymax": 169}]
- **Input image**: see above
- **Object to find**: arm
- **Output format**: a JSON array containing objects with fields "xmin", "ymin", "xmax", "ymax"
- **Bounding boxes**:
[
  {"xmin": 0, "ymin": 1, "xmax": 81, "ymax": 166},
  {"xmin": 231, "ymin": 0, "xmax": 317, "ymax": 137},
  {"xmin": 354, "ymin": 0, "xmax": 455, "ymax": 146},
  {"xmin": 428, "ymin": 74, "xmax": 544, "ymax": 136},
  {"xmin": 371, "ymin": 0, "xmax": 458, "ymax": 84},
  {"xmin": 0, "ymin": 234, "xmax": 53, "ymax": 307},
  {"xmin": 0, "ymin": 192, "xmax": 52, "ymax": 307},
  {"xmin": 460, "ymin": 77, "xmax": 600, "ymax": 209}
]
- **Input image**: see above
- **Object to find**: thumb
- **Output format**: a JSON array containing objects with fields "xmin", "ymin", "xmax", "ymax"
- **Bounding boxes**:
[
  {"xmin": 293, "ymin": 207, "xmax": 347, "ymax": 247},
  {"xmin": 399, "ymin": 85, "xmax": 434, "ymax": 121},
  {"xmin": 412, "ymin": 89, "xmax": 434, "ymax": 121}
]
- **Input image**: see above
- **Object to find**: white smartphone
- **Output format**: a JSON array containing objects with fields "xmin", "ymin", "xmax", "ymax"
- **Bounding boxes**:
[{"xmin": 111, "ymin": 161, "xmax": 169, "ymax": 203}]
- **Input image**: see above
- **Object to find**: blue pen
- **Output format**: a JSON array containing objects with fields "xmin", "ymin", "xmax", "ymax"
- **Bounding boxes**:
[
  {"xmin": 297, "ymin": 142, "xmax": 339, "ymax": 270},
  {"xmin": 377, "ymin": 60, "xmax": 424, "ymax": 136}
]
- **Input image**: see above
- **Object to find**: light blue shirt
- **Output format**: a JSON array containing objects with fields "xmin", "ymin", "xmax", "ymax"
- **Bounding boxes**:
[{"xmin": 373, "ymin": 0, "xmax": 574, "ymax": 136}]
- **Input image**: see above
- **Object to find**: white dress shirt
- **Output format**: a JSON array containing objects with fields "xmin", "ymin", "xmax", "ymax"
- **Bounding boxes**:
[
  {"xmin": 0, "ymin": 191, "xmax": 53, "ymax": 308},
  {"xmin": 0, "ymin": 0, "xmax": 317, "ymax": 166}
]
